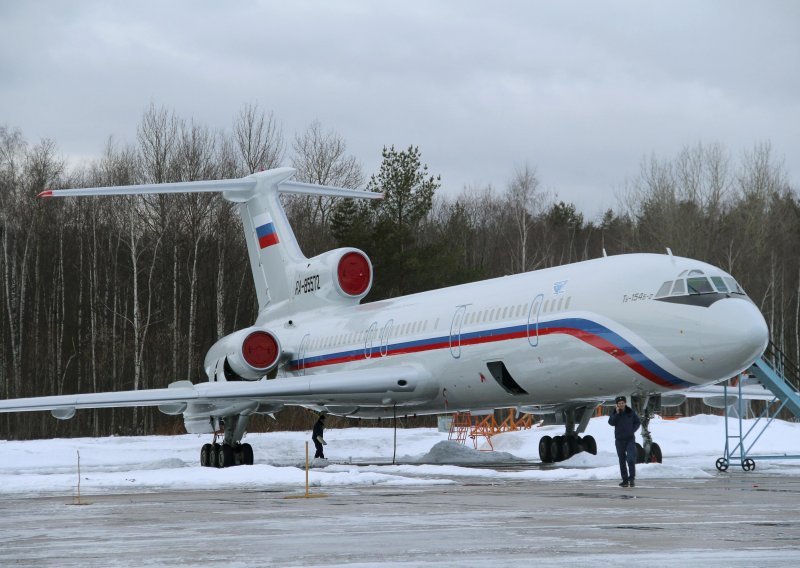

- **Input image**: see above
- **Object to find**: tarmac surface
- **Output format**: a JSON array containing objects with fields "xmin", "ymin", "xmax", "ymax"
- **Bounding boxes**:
[{"xmin": 1, "ymin": 470, "xmax": 799, "ymax": 567}]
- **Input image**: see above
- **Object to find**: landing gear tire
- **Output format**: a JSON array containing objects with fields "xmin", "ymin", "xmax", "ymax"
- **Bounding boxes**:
[
  {"xmin": 649, "ymin": 442, "xmax": 662, "ymax": 464},
  {"xmin": 210, "ymin": 443, "xmax": 221, "ymax": 468},
  {"xmin": 551, "ymin": 436, "xmax": 570, "ymax": 462},
  {"xmin": 200, "ymin": 443, "xmax": 213, "ymax": 467},
  {"xmin": 550, "ymin": 436, "xmax": 564, "ymax": 462},
  {"xmin": 539, "ymin": 436, "xmax": 553, "ymax": 463},
  {"xmin": 635, "ymin": 443, "xmax": 645, "ymax": 464},
  {"xmin": 218, "ymin": 444, "xmax": 235, "ymax": 468},
  {"xmin": 550, "ymin": 436, "xmax": 562, "ymax": 462},
  {"xmin": 742, "ymin": 458, "xmax": 756, "ymax": 471},
  {"xmin": 715, "ymin": 457, "xmax": 729, "ymax": 472},
  {"xmin": 241, "ymin": 443, "xmax": 254, "ymax": 466},
  {"xmin": 566, "ymin": 436, "xmax": 580, "ymax": 456},
  {"xmin": 239, "ymin": 444, "xmax": 253, "ymax": 465},
  {"xmin": 582, "ymin": 435, "xmax": 597, "ymax": 455}
]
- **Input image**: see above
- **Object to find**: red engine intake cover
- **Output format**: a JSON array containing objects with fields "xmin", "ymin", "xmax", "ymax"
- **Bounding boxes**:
[
  {"xmin": 337, "ymin": 251, "xmax": 371, "ymax": 296},
  {"xmin": 241, "ymin": 331, "xmax": 279, "ymax": 370}
]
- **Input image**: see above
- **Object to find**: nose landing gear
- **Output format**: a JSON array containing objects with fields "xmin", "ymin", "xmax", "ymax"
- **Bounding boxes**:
[{"xmin": 633, "ymin": 395, "xmax": 663, "ymax": 464}]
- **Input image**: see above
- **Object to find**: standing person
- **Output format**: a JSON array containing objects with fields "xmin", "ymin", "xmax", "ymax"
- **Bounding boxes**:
[
  {"xmin": 312, "ymin": 413, "xmax": 327, "ymax": 459},
  {"xmin": 608, "ymin": 395, "xmax": 640, "ymax": 487}
]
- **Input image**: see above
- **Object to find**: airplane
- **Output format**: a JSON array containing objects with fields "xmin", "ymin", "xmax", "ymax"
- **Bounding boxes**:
[{"xmin": 0, "ymin": 167, "xmax": 769, "ymax": 467}]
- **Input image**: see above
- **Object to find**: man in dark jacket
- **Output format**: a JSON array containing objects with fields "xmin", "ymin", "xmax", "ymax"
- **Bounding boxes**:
[
  {"xmin": 608, "ymin": 395, "xmax": 640, "ymax": 487},
  {"xmin": 312, "ymin": 413, "xmax": 327, "ymax": 459}
]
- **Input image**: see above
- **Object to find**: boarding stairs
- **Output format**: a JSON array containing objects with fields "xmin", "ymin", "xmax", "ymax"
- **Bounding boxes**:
[
  {"xmin": 448, "ymin": 411, "xmax": 494, "ymax": 450},
  {"xmin": 448, "ymin": 410, "xmax": 538, "ymax": 451},
  {"xmin": 716, "ymin": 341, "xmax": 800, "ymax": 471}
]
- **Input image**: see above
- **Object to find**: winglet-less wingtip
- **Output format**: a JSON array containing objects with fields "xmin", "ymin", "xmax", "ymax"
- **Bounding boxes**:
[{"xmin": 38, "ymin": 190, "xmax": 53, "ymax": 198}]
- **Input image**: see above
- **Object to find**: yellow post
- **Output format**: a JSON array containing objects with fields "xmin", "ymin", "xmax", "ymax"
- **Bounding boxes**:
[{"xmin": 284, "ymin": 440, "xmax": 326, "ymax": 499}]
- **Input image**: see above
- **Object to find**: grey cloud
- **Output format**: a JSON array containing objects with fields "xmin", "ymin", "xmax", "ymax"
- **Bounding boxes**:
[{"xmin": 1, "ymin": 0, "xmax": 797, "ymax": 219}]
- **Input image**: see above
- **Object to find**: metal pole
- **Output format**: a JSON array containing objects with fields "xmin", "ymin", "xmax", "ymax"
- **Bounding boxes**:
[{"xmin": 392, "ymin": 405, "xmax": 397, "ymax": 465}]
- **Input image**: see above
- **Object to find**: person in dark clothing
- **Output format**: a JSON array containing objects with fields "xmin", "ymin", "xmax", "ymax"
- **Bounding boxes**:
[
  {"xmin": 608, "ymin": 395, "xmax": 640, "ymax": 487},
  {"xmin": 312, "ymin": 413, "xmax": 327, "ymax": 459}
]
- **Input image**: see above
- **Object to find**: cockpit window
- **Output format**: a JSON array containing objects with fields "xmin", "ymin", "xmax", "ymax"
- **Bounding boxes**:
[
  {"xmin": 710, "ymin": 276, "xmax": 728, "ymax": 293},
  {"xmin": 656, "ymin": 281, "xmax": 672, "ymax": 298},
  {"xmin": 723, "ymin": 277, "xmax": 745, "ymax": 295},
  {"xmin": 670, "ymin": 279, "xmax": 686, "ymax": 296},
  {"xmin": 687, "ymin": 276, "xmax": 715, "ymax": 295},
  {"xmin": 655, "ymin": 270, "xmax": 748, "ymax": 301}
]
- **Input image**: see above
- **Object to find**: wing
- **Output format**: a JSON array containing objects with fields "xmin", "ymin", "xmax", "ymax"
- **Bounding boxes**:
[{"xmin": 0, "ymin": 366, "xmax": 437, "ymax": 420}]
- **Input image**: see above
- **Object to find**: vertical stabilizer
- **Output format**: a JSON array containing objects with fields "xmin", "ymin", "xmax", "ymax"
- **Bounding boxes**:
[{"xmin": 237, "ymin": 168, "xmax": 305, "ymax": 312}]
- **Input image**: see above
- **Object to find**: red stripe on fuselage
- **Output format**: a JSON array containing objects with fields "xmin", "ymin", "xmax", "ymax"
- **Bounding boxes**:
[
  {"xmin": 293, "ymin": 327, "xmax": 679, "ymax": 389},
  {"xmin": 540, "ymin": 327, "xmax": 676, "ymax": 389}
]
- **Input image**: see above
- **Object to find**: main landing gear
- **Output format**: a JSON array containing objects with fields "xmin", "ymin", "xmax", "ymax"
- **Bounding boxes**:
[
  {"xmin": 537, "ymin": 397, "xmax": 665, "ymax": 465},
  {"xmin": 539, "ymin": 406, "xmax": 598, "ymax": 464},
  {"xmin": 199, "ymin": 414, "xmax": 254, "ymax": 468},
  {"xmin": 200, "ymin": 439, "xmax": 254, "ymax": 468}
]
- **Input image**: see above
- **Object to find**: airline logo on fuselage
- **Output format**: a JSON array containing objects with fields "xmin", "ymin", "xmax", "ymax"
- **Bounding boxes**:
[{"xmin": 254, "ymin": 213, "xmax": 279, "ymax": 249}]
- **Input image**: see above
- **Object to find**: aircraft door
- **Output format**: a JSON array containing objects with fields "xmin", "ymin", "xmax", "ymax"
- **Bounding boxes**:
[
  {"xmin": 449, "ymin": 306, "xmax": 467, "ymax": 359},
  {"xmin": 297, "ymin": 333, "xmax": 310, "ymax": 375},
  {"xmin": 364, "ymin": 321, "xmax": 378, "ymax": 359},
  {"xmin": 379, "ymin": 319, "xmax": 394, "ymax": 357},
  {"xmin": 527, "ymin": 293, "xmax": 544, "ymax": 347}
]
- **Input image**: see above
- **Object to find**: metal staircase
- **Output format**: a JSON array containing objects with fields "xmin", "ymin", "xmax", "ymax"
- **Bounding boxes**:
[
  {"xmin": 752, "ymin": 342, "xmax": 800, "ymax": 416},
  {"xmin": 716, "ymin": 341, "xmax": 800, "ymax": 472}
]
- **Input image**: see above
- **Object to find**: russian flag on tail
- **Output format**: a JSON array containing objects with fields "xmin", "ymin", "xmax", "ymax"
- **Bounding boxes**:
[{"xmin": 253, "ymin": 213, "xmax": 279, "ymax": 249}]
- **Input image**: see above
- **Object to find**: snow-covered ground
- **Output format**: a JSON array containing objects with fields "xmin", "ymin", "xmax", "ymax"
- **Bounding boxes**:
[{"xmin": 2, "ymin": 415, "xmax": 800, "ymax": 496}]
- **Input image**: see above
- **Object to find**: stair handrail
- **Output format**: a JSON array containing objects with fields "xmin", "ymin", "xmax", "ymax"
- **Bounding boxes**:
[{"xmin": 758, "ymin": 341, "xmax": 800, "ymax": 394}]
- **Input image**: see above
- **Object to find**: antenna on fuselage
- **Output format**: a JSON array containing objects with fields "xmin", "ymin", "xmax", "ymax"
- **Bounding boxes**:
[
  {"xmin": 602, "ymin": 248, "xmax": 608, "ymax": 257},
  {"xmin": 666, "ymin": 247, "xmax": 675, "ymax": 264}
]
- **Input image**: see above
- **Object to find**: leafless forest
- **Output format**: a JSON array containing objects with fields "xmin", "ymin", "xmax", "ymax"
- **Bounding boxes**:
[{"xmin": 0, "ymin": 103, "xmax": 796, "ymax": 439}]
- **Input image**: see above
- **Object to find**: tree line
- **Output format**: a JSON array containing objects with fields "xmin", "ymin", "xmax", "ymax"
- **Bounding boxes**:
[{"xmin": 0, "ymin": 103, "xmax": 796, "ymax": 439}]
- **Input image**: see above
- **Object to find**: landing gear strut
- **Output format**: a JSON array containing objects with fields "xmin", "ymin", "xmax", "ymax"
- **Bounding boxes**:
[
  {"xmin": 633, "ymin": 395, "xmax": 662, "ymax": 464},
  {"xmin": 539, "ymin": 406, "xmax": 598, "ymax": 464},
  {"xmin": 199, "ymin": 414, "xmax": 254, "ymax": 468}
]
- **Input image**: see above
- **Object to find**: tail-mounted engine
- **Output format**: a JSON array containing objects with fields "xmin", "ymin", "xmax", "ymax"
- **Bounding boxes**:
[
  {"xmin": 292, "ymin": 247, "xmax": 372, "ymax": 306},
  {"xmin": 204, "ymin": 327, "xmax": 282, "ymax": 381}
]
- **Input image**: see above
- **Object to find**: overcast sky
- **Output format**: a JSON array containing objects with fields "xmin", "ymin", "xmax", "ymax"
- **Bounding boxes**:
[{"xmin": 1, "ymin": 1, "xmax": 797, "ymax": 218}]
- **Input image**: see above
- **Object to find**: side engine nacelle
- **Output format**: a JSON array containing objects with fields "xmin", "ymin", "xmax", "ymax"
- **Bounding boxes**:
[
  {"xmin": 292, "ymin": 247, "xmax": 372, "ymax": 305},
  {"xmin": 204, "ymin": 326, "xmax": 282, "ymax": 381}
]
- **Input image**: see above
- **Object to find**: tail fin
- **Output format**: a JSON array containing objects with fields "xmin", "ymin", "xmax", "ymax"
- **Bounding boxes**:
[{"xmin": 41, "ymin": 167, "xmax": 381, "ymax": 314}]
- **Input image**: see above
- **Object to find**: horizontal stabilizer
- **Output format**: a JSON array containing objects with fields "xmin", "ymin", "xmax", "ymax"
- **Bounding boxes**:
[
  {"xmin": 39, "ymin": 177, "xmax": 256, "ymax": 198},
  {"xmin": 279, "ymin": 180, "xmax": 383, "ymax": 200},
  {"xmin": 39, "ymin": 169, "xmax": 383, "ymax": 201}
]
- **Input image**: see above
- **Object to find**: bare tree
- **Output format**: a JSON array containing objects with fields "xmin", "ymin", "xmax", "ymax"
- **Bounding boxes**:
[
  {"xmin": 289, "ymin": 120, "xmax": 364, "ymax": 255},
  {"xmin": 504, "ymin": 163, "xmax": 544, "ymax": 273},
  {"xmin": 233, "ymin": 103, "xmax": 284, "ymax": 174},
  {"xmin": 137, "ymin": 103, "xmax": 179, "ymax": 183}
]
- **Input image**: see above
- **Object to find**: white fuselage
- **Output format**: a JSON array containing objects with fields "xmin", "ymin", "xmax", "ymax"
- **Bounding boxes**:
[{"xmin": 258, "ymin": 253, "xmax": 768, "ymax": 416}]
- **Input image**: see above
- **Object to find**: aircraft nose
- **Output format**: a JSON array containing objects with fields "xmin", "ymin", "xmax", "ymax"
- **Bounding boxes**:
[{"xmin": 703, "ymin": 298, "xmax": 769, "ymax": 376}]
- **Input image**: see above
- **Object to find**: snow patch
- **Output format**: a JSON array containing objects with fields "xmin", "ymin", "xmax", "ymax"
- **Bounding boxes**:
[
  {"xmin": 2, "ymin": 415, "xmax": 799, "ymax": 495},
  {"xmin": 408, "ymin": 440, "xmax": 523, "ymax": 464}
]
